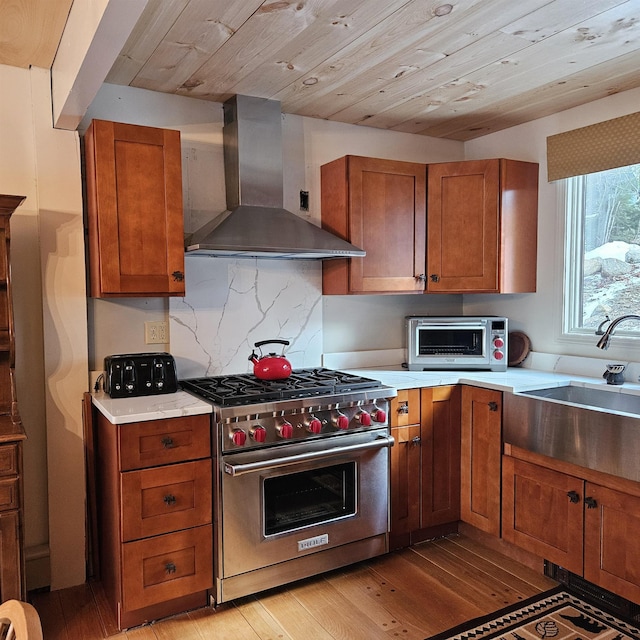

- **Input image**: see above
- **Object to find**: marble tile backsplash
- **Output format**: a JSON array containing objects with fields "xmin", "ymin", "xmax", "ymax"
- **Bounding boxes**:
[{"xmin": 169, "ymin": 257, "xmax": 323, "ymax": 379}]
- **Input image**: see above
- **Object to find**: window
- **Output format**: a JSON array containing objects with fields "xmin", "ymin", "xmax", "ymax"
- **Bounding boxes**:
[{"xmin": 564, "ymin": 163, "xmax": 640, "ymax": 336}]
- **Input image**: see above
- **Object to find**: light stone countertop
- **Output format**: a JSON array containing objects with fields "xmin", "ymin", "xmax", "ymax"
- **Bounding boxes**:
[
  {"xmin": 92, "ymin": 390, "xmax": 212, "ymax": 425},
  {"xmin": 92, "ymin": 357, "xmax": 640, "ymax": 424}
]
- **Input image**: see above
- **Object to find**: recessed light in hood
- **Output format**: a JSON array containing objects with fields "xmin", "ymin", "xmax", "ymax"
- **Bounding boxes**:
[{"xmin": 185, "ymin": 95, "xmax": 365, "ymax": 260}]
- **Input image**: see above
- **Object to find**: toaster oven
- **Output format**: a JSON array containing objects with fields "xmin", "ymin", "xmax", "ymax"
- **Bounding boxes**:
[{"xmin": 406, "ymin": 316, "xmax": 508, "ymax": 371}]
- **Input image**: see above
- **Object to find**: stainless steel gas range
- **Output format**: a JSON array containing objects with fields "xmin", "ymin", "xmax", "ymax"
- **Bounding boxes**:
[{"xmin": 180, "ymin": 368, "xmax": 396, "ymax": 604}]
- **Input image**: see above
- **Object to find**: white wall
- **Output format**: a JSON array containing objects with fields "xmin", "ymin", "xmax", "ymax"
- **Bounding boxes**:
[
  {"xmin": 463, "ymin": 87, "xmax": 640, "ymax": 364},
  {"xmin": 0, "ymin": 64, "xmax": 89, "ymax": 589},
  {"xmin": 85, "ymin": 85, "xmax": 466, "ymax": 368},
  {"xmin": 297, "ymin": 115, "xmax": 467, "ymax": 355}
]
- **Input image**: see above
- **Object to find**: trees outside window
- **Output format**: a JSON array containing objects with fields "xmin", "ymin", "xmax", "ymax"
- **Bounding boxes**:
[{"xmin": 565, "ymin": 163, "xmax": 640, "ymax": 335}]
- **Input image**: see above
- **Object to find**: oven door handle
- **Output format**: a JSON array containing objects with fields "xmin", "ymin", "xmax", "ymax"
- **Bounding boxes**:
[{"xmin": 223, "ymin": 435, "xmax": 395, "ymax": 477}]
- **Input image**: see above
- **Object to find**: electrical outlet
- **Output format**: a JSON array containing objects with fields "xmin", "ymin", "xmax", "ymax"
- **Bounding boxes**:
[{"xmin": 145, "ymin": 321, "xmax": 169, "ymax": 344}]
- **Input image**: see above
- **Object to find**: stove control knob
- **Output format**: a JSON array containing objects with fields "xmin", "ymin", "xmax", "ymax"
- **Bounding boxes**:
[
  {"xmin": 308, "ymin": 417, "xmax": 323, "ymax": 434},
  {"xmin": 277, "ymin": 421, "xmax": 294, "ymax": 439},
  {"xmin": 356, "ymin": 411, "xmax": 372, "ymax": 427},
  {"xmin": 335, "ymin": 413, "xmax": 350, "ymax": 430},
  {"xmin": 230, "ymin": 429, "xmax": 247, "ymax": 447},
  {"xmin": 251, "ymin": 426, "xmax": 267, "ymax": 443},
  {"xmin": 372, "ymin": 407, "xmax": 387, "ymax": 423}
]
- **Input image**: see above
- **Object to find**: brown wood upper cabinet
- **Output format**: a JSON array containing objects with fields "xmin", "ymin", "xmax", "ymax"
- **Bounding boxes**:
[
  {"xmin": 321, "ymin": 156, "xmax": 538, "ymax": 295},
  {"xmin": 83, "ymin": 120, "xmax": 185, "ymax": 298},
  {"xmin": 427, "ymin": 159, "xmax": 538, "ymax": 293},
  {"xmin": 321, "ymin": 155, "xmax": 426, "ymax": 294}
]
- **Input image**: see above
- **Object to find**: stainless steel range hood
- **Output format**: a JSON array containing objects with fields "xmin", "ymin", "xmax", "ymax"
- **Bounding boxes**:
[{"xmin": 185, "ymin": 95, "xmax": 365, "ymax": 259}]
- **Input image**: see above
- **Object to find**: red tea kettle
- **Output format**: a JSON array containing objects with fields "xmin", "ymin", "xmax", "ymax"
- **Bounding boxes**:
[{"xmin": 249, "ymin": 339, "xmax": 292, "ymax": 380}]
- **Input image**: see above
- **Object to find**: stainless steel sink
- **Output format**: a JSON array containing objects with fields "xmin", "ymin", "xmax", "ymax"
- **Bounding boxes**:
[
  {"xmin": 504, "ymin": 387, "xmax": 640, "ymax": 482},
  {"xmin": 519, "ymin": 384, "xmax": 640, "ymax": 416}
]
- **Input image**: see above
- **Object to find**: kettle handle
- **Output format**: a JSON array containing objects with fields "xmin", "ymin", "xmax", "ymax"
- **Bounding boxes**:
[{"xmin": 254, "ymin": 339, "xmax": 290, "ymax": 349}]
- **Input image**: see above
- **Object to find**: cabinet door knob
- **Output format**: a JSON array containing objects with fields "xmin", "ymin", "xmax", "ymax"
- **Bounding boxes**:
[
  {"xmin": 165, "ymin": 562, "xmax": 177, "ymax": 574},
  {"xmin": 488, "ymin": 401, "xmax": 499, "ymax": 412},
  {"xmin": 172, "ymin": 270, "xmax": 185, "ymax": 282},
  {"xmin": 398, "ymin": 403, "xmax": 409, "ymax": 414},
  {"xmin": 584, "ymin": 496, "xmax": 598, "ymax": 509},
  {"xmin": 567, "ymin": 490, "xmax": 580, "ymax": 503},
  {"xmin": 415, "ymin": 274, "xmax": 426, "ymax": 282},
  {"xmin": 161, "ymin": 436, "xmax": 174, "ymax": 449},
  {"xmin": 163, "ymin": 494, "xmax": 177, "ymax": 506},
  {"xmin": 430, "ymin": 274, "xmax": 439, "ymax": 282},
  {"xmin": 411, "ymin": 436, "xmax": 421, "ymax": 446}
]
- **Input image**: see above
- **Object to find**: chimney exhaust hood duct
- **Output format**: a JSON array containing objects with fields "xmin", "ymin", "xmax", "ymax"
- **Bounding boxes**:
[{"xmin": 185, "ymin": 95, "xmax": 365, "ymax": 259}]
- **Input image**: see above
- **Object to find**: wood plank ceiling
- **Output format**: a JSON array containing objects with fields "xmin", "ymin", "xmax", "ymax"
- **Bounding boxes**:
[{"xmin": 1, "ymin": 0, "xmax": 639, "ymax": 140}]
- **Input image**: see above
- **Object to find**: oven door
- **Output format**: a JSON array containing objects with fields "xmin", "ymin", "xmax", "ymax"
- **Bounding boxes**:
[{"xmin": 218, "ymin": 429, "xmax": 393, "ymax": 579}]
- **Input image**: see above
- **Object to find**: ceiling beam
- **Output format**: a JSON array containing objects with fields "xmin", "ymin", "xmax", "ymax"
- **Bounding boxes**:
[{"xmin": 51, "ymin": 0, "xmax": 149, "ymax": 130}]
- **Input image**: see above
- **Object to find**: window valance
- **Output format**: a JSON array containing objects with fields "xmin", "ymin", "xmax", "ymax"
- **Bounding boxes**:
[{"xmin": 546, "ymin": 111, "xmax": 640, "ymax": 182}]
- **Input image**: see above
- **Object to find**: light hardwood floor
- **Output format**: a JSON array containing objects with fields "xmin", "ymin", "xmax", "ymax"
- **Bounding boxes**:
[{"xmin": 29, "ymin": 534, "xmax": 557, "ymax": 640}]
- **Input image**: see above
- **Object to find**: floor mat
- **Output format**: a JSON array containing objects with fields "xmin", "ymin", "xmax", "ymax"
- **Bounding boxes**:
[{"xmin": 426, "ymin": 586, "xmax": 640, "ymax": 640}]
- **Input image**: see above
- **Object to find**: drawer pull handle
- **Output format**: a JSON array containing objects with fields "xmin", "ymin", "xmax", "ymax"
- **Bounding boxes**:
[
  {"xmin": 161, "ymin": 436, "xmax": 174, "ymax": 449},
  {"xmin": 163, "ymin": 494, "xmax": 177, "ymax": 506},
  {"xmin": 567, "ymin": 490, "xmax": 580, "ymax": 503},
  {"xmin": 165, "ymin": 562, "xmax": 177, "ymax": 575}
]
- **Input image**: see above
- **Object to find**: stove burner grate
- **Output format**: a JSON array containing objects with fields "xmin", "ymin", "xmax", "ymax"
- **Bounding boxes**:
[{"xmin": 180, "ymin": 368, "xmax": 382, "ymax": 406}]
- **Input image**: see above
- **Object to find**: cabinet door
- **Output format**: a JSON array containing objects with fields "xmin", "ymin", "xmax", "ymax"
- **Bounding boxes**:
[
  {"xmin": 84, "ymin": 120, "xmax": 185, "ymax": 297},
  {"xmin": 420, "ymin": 386, "xmax": 461, "ymax": 527},
  {"xmin": 389, "ymin": 390, "xmax": 421, "ymax": 548},
  {"xmin": 390, "ymin": 424, "xmax": 421, "ymax": 542},
  {"xmin": 502, "ymin": 457, "xmax": 583, "ymax": 575},
  {"xmin": 460, "ymin": 386, "xmax": 502, "ymax": 535},
  {"xmin": 427, "ymin": 159, "xmax": 538, "ymax": 293},
  {"xmin": 321, "ymin": 156, "xmax": 426, "ymax": 294},
  {"xmin": 584, "ymin": 483, "xmax": 640, "ymax": 603},
  {"xmin": 427, "ymin": 159, "xmax": 500, "ymax": 293}
]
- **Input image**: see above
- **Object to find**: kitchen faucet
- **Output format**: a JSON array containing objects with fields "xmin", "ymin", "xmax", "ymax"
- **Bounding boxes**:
[{"xmin": 595, "ymin": 314, "xmax": 640, "ymax": 349}]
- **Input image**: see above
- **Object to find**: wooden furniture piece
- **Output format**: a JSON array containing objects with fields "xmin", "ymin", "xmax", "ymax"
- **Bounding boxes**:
[
  {"xmin": 95, "ymin": 411, "xmax": 213, "ymax": 629},
  {"xmin": 0, "ymin": 196, "xmax": 26, "ymax": 603},
  {"xmin": 83, "ymin": 120, "xmax": 185, "ymax": 298},
  {"xmin": 502, "ymin": 447, "xmax": 640, "ymax": 604},
  {"xmin": 321, "ymin": 155, "xmax": 426, "ymax": 294},
  {"xmin": 460, "ymin": 386, "xmax": 502, "ymax": 536},
  {"xmin": 426, "ymin": 159, "xmax": 538, "ymax": 293},
  {"xmin": 0, "ymin": 599, "xmax": 43, "ymax": 640},
  {"xmin": 389, "ymin": 386, "xmax": 461, "ymax": 550}
]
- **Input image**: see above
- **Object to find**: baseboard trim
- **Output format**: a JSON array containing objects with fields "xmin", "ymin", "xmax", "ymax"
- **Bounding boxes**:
[{"xmin": 25, "ymin": 543, "xmax": 51, "ymax": 591}]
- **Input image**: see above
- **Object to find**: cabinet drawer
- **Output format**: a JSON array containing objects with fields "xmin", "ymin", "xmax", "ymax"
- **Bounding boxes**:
[
  {"xmin": 391, "ymin": 390, "xmax": 421, "ymax": 426},
  {"xmin": 0, "ymin": 477, "xmax": 19, "ymax": 511},
  {"xmin": 119, "ymin": 415, "xmax": 210, "ymax": 470},
  {"xmin": 122, "ymin": 525, "xmax": 212, "ymax": 611},
  {"xmin": 121, "ymin": 459, "xmax": 212, "ymax": 541},
  {"xmin": 0, "ymin": 444, "xmax": 18, "ymax": 477}
]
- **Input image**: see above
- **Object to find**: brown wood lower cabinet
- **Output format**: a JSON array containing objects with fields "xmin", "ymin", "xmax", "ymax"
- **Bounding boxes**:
[
  {"xmin": 501, "ymin": 456, "xmax": 583, "ymax": 574},
  {"xmin": 460, "ymin": 386, "xmax": 502, "ymax": 536},
  {"xmin": 96, "ymin": 411, "xmax": 213, "ymax": 630},
  {"xmin": 390, "ymin": 387, "xmax": 460, "ymax": 549},
  {"xmin": 502, "ymin": 453, "xmax": 640, "ymax": 605}
]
